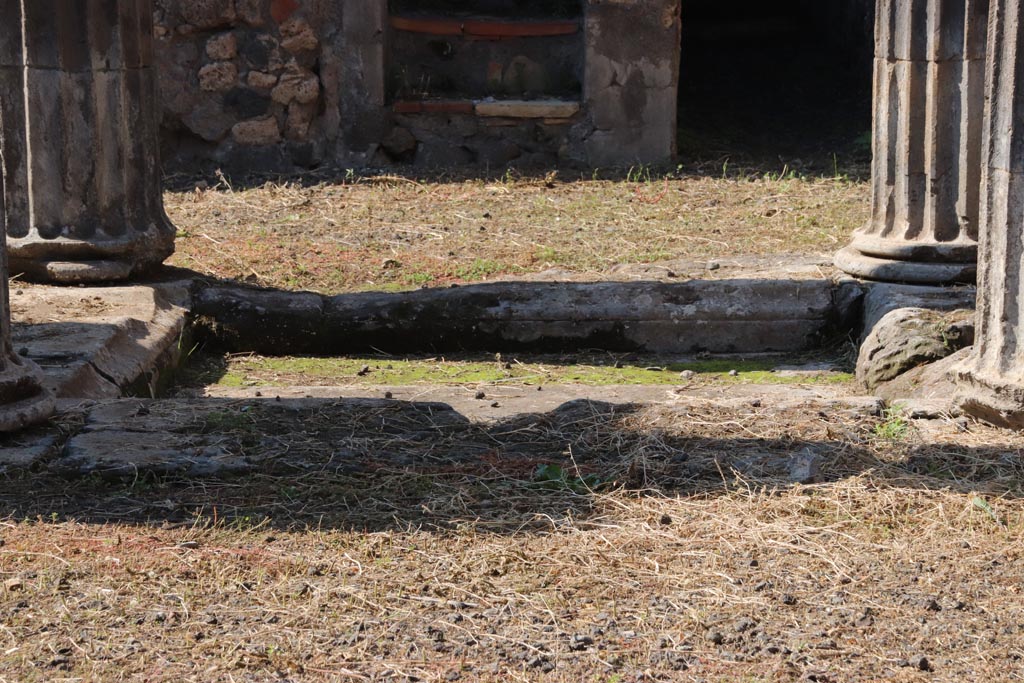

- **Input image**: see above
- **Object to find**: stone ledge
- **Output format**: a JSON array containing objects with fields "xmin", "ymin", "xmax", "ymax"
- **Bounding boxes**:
[
  {"xmin": 10, "ymin": 281, "xmax": 193, "ymax": 400},
  {"xmin": 193, "ymin": 278, "xmax": 861, "ymax": 355}
]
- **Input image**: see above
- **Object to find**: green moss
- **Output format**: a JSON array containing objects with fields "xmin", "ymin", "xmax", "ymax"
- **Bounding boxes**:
[{"xmin": 206, "ymin": 355, "xmax": 855, "ymax": 389}]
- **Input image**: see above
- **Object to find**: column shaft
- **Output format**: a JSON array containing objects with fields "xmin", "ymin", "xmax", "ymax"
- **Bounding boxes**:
[
  {"xmin": 0, "ymin": 0, "xmax": 175, "ymax": 283},
  {"xmin": 0, "ymin": 155, "xmax": 55, "ymax": 431},
  {"xmin": 957, "ymin": 0, "xmax": 1024, "ymax": 426},
  {"xmin": 836, "ymin": 0, "xmax": 988, "ymax": 284}
]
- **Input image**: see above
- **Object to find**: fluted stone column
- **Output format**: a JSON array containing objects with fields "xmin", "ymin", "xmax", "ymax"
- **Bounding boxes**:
[
  {"xmin": 0, "ymin": 0, "xmax": 175, "ymax": 283},
  {"xmin": 836, "ymin": 0, "xmax": 988, "ymax": 284},
  {"xmin": 956, "ymin": 0, "xmax": 1024, "ymax": 427},
  {"xmin": 0, "ymin": 191, "xmax": 54, "ymax": 431}
]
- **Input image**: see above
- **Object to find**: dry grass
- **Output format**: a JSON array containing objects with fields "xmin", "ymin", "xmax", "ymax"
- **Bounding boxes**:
[
  {"xmin": 164, "ymin": 167, "xmax": 869, "ymax": 293},
  {"xmin": 2, "ymin": 398, "xmax": 1023, "ymax": 682}
]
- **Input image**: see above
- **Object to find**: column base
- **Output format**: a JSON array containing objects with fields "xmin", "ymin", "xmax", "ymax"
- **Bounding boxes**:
[
  {"xmin": 6, "ymin": 218, "xmax": 176, "ymax": 285},
  {"xmin": 8, "ymin": 258, "xmax": 137, "ymax": 284},
  {"xmin": 955, "ymin": 365, "xmax": 1024, "ymax": 429},
  {"xmin": 834, "ymin": 246, "xmax": 977, "ymax": 285},
  {"xmin": 0, "ymin": 359, "xmax": 55, "ymax": 432}
]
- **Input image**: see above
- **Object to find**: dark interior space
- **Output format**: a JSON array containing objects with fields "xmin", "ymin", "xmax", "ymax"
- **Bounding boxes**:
[{"xmin": 679, "ymin": 0, "xmax": 874, "ymax": 173}]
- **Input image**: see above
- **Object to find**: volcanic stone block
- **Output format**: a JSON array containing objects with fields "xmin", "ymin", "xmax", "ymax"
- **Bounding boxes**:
[{"xmin": 857, "ymin": 307, "xmax": 973, "ymax": 390}]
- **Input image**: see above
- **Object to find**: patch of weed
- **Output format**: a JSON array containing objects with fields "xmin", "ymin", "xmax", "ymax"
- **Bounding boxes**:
[{"xmin": 874, "ymin": 410, "xmax": 910, "ymax": 441}]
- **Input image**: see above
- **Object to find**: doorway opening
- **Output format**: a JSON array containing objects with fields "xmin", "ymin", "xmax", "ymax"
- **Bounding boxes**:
[{"xmin": 678, "ymin": 0, "xmax": 874, "ymax": 174}]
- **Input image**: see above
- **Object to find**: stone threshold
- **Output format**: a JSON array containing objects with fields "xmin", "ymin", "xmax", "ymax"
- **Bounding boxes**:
[
  {"xmin": 393, "ymin": 98, "xmax": 580, "ymax": 119},
  {"xmin": 389, "ymin": 15, "xmax": 580, "ymax": 39},
  {"xmin": 2, "ymin": 270, "xmax": 978, "ymax": 404},
  {"xmin": 193, "ymin": 277, "xmax": 864, "ymax": 356}
]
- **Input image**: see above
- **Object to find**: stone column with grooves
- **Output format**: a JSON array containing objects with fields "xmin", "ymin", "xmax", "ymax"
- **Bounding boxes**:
[
  {"xmin": 835, "ymin": 0, "xmax": 988, "ymax": 284},
  {"xmin": 956, "ymin": 0, "xmax": 1024, "ymax": 426},
  {"xmin": 0, "ymin": 184, "xmax": 55, "ymax": 431},
  {"xmin": 0, "ymin": 0, "xmax": 175, "ymax": 283}
]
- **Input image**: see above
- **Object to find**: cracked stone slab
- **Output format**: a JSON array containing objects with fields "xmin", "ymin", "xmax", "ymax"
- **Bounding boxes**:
[
  {"xmin": 56, "ymin": 430, "xmax": 253, "ymax": 478},
  {"xmin": 10, "ymin": 281, "xmax": 192, "ymax": 399},
  {"xmin": 0, "ymin": 429, "xmax": 63, "ymax": 473},
  {"xmin": 54, "ymin": 398, "xmax": 255, "ymax": 478}
]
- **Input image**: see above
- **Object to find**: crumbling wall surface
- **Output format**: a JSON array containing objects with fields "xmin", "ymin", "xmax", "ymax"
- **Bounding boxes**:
[
  {"xmin": 154, "ymin": 0, "xmax": 343, "ymax": 172},
  {"xmin": 576, "ymin": 0, "xmax": 681, "ymax": 166}
]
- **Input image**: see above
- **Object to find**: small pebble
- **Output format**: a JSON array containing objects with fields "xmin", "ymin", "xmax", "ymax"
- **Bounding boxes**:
[
  {"xmin": 254, "ymin": 391, "xmax": 262, "ymax": 397},
  {"xmin": 474, "ymin": 391, "xmax": 486, "ymax": 400},
  {"xmin": 728, "ymin": 369, "xmax": 739, "ymax": 377},
  {"xmin": 908, "ymin": 655, "xmax": 932, "ymax": 672},
  {"xmin": 679, "ymin": 370, "xmax": 696, "ymax": 380},
  {"xmin": 708, "ymin": 261, "xmax": 721, "ymax": 271},
  {"xmin": 490, "ymin": 402, "xmax": 500, "ymax": 408},
  {"xmin": 384, "ymin": 391, "xmax": 393, "ymax": 399}
]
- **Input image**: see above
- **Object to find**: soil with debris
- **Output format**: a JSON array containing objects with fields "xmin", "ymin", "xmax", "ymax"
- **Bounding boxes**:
[
  {"xmin": 163, "ymin": 166, "xmax": 868, "ymax": 294},
  {"xmin": 1, "ymin": 396, "xmax": 1023, "ymax": 682}
]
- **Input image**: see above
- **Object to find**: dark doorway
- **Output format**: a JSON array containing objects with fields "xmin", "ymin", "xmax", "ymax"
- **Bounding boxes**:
[{"xmin": 678, "ymin": 0, "xmax": 874, "ymax": 173}]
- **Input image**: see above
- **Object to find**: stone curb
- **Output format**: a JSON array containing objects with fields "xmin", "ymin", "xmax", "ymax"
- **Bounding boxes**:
[{"xmin": 194, "ymin": 278, "xmax": 866, "ymax": 355}]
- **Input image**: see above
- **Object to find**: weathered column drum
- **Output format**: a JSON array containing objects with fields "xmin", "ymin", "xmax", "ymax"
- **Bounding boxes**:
[
  {"xmin": 956, "ymin": 0, "xmax": 1024, "ymax": 427},
  {"xmin": 0, "ymin": 0, "xmax": 175, "ymax": 283},
  {"xmin": 836, "ymin": 0, "xmax": 988, "ymax": 284}
]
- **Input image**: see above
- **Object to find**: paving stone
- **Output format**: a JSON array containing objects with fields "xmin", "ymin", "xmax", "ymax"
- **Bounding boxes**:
[{"xmin": 10, "ymin": 281, "xmax": 191, "ymax": 399}]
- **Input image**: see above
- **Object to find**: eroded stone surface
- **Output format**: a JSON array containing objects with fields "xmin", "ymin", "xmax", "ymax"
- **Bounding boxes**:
[
  {"xmin": 0, "ymin": 431, "xmax": 62, "ymax": 472},
  {"xmin": 857, "ymin": 308, "xmax": 973, "ymax": 391},
  {"xmin": 860, "ymin": 283, "xmax": 976, "ymax": 340},
  {"xmin": 10, "ymin": 282, "xmax": 192, "ymax": 399}
]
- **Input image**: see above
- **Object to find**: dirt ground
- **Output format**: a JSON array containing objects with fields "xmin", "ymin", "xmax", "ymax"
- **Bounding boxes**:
[
  {"xmin": 2, "ymin": 396, "xmax": 1023, "ymax": 682},
  {"xmin": 164, "ymin": 165, "xmax": 869, "ymax": 293},
  {"xmin": 7, "ymin": 160, "xmax": 1016, "ymax": 683}
]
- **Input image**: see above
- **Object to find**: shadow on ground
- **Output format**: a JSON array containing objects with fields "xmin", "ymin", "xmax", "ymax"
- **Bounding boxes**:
[{"xmin": 1, "ymin": 394, "xmax": 1020, "ymax": 532}]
